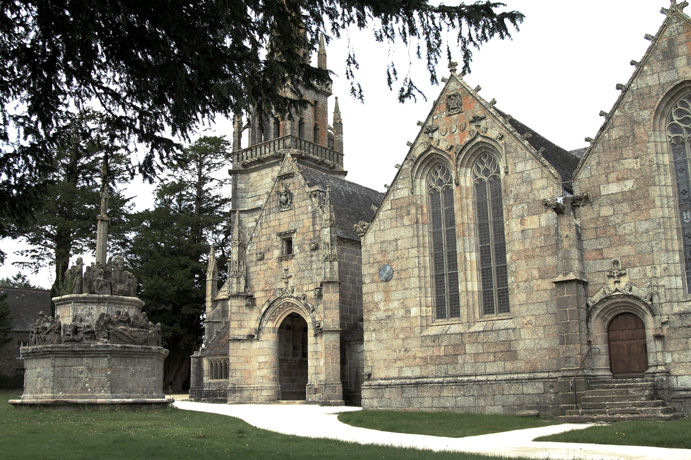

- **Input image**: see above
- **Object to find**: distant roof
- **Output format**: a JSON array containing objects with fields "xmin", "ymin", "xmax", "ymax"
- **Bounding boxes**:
[
  {"xmin": 1, "ymin": 287, "xmax": 51, "ymax": 332},
  {"xmin": 204, "ymin": 323, "xmax": 229, "ymax": 355},
  {"xmin": 298, "ymin": 165, "xmax": 384, "ymax": 241},
  {"xmin": 495, "ymin": 108, "xmax": 580, "ymax": 190}
]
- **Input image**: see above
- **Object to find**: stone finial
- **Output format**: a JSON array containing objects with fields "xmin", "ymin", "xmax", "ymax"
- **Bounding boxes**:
[
  {"xmin": 616, "ymin": 83, "xmax": 627, "ymax": 91},
  {"xmin": 473, "ymin": 85, "xmax": 482, "ymax": 92},
  {"xmin": 489, "ymin": 98, "xmax": 497, "ymax": 106},
  {"xmin": 630, "ymin": 60, "xmax": 640, "ymax": 67},
  {"xmin": 441, "ymin": 77, "xmax": 448, "ymax": 83},
  {"xmin": 406, "ymin": 141, "xmax": 413, "ymax": 147},
  {"xmin": 599, "ymin": 110, "xmax": 609, "ymax": 117},
  {"xmin": 332, "ymin": 97, "xmax": 342, "ymax": 124},
  {"xmin": 448, "ymin": 60, "xmax": 458, "ymax": 74},
  {"xmin": 644, "ymin": 33, "xmax": 655, "ymax": 41},
  {"xmin": 317, "ymin": 34, "xmax": 327, "ymax": 70},
  {"xmin": 585, "ymin": 137, "xmax": 594, "ymax": 143},
  {"xmin": 521, "ymin": 132, "xmax": 532, "ymax": 140}
]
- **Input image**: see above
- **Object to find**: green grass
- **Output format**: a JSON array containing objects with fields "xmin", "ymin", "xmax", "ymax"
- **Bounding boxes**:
[
  {"xmin": 535, "ymin": 417, "xmax": 691, "ymax": 449},
  {"xmin": 338, "ymin": 410, "xmax": 558, "ymax": 438},
  {"xmin": 0, "ymin": 393, "xmax": 518, "ymax": 460}
]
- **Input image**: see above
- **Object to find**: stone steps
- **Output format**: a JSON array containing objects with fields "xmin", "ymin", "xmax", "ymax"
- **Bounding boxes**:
[{"xmin": 559, "ymin": 378, "xmax": 676, "ymax": 422}]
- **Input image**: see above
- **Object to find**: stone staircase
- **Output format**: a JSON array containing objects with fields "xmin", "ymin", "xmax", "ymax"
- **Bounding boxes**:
[{"xmin": 560, "ymin": 378, "xmax": 679, "ymax": 422}]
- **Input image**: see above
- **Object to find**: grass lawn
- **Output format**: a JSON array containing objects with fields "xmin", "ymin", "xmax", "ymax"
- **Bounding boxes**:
[
  {"xmin": 535, "ymin": 417, "xmax": 691, "ymax": 449},
  {"xmin": 0, "ymin": 393, "xmax": 520, "ymax": 460},
  {"xmin": 338, "ymin": 410, "xmax": 558, "ymax": 438}
]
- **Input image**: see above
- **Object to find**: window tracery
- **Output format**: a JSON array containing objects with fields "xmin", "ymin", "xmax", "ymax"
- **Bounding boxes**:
[
  {"xmin": 427, "ymin": 163, "xmax": 460, "ymax": 319},
  {"xmin": 473, "ymin": 152, "xmax": 510, "ymax": 315},
  {"xmin": 667, "ymin": 93, "xmax": 691, "ymax": 292}
]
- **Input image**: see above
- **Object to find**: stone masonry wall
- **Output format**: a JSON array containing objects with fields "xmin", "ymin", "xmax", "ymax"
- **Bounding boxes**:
[
  {"xmin": 574, "ymin": 11, "xmax": 691, "ymax": 400},
  {"xmin": 362, "ymin": 75, "xmax": 567, "ymax": 414}
]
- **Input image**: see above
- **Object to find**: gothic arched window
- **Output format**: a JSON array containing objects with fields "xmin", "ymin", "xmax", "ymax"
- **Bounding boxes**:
[
  {"xmin": 667, "ymin": 93, "xmax": 691, "ymax": 291},
  {"xmin": 473, "ymin": 152, "xmax": 509, "ymax": 315},
  {"xmin": 427, "ymin": 163, "xmax": 460, "ymax": 319}
]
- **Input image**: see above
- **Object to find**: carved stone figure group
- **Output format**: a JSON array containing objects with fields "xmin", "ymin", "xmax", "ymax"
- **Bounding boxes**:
[
  {"xmin": 30, "ymin": 310, "xmax": 162, "ymax": 347},
  {"xmin": 62, "ymin": 255, "xmax": 137, "ymax": 297}
]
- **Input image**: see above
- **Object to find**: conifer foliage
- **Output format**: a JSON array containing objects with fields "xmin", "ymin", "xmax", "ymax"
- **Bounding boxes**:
[
  {"xmin": 0, "ymin": 1, "xmax": 523, "ymax": 248},
  {"xmin": 128, "ymin": 136, "xmax": 232, "ymax": 391},
  {"xmin": 6, "ymin": 110, "xmax": 132, "ymax": 294}
]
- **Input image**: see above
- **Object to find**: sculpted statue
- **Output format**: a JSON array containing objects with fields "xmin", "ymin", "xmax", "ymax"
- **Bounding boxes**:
[
  {"xmin": 62, "ymin": 257, "xmax": 84, "ymax": 294},
  {"xmin": 111, "ymin": 255, "xmax": 137, "ymax": 296},
  {"xmin": 91, "ymin": 262, "xmax": 112, "ymax": 295}
]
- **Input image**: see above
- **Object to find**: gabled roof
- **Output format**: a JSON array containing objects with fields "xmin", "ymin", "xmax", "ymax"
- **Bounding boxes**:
[
  {"xmin": 574, "ymin": 3, "xmax": 691, "ymax": 177},
  {"xmin": 495, "ymin": 108, "xmax": 580, "ymax": 185},
  {"xmin": 298, "ymin": 165, "xmax": 384, "ymax": 241},
  {"xmin": 0, "ymin": 287, "xmax": 51, "ymax": 332}
]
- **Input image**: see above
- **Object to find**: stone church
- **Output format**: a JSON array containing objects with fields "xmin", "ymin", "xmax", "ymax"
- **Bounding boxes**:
[{"xmin": 192, "ymin": 3, "xmax": 691, "ymax": 418}]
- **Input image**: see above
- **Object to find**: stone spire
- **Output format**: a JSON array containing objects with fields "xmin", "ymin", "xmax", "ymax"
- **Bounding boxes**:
[
  {"xmin": 95, "ymin": 158, "xmax": 110, "ymax": 266},
  {"xmin": 318, "ymin": 34, "xmax": 327, "ymax": 70},
  {"xmin": 333, "ymin": 97, "xmax": 343, "ymax": 154}
]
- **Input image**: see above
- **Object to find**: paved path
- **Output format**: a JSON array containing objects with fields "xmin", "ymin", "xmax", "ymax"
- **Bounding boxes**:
[{"xmin": 173, "ymin": 400, "xmax": 691, "ymax": 460}]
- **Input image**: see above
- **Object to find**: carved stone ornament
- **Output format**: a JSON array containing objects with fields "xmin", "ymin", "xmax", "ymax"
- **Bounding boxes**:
[
  {"xmin": 469, "ymin": 114, "xmax": 486, "ymax": 123},
  {"xmin": 424, "ymin": 124, "xmax": 439, "ymax": 136},
  {"xmin": 256, "ymin": 252, "xmax": 264, "ymax": 261},
  {"xmin": 446, "ymin": 93, "xmax": 463, "ymax": 114},
  {"xmin": 586, "ymin": 282, "xmax": 657, "ymax": 316},
  {"xmin": 278, "ymin": 182, "xmax": 293, "ymax": 211},
  {"xmin": 353, "ymin": 221, "xmax": 369, "ymax": 237}
]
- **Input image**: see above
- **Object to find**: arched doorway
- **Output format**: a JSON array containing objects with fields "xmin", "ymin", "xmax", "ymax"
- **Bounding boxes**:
[
  {"xmin": 608, "ymin": 312, "xmax": 648, "ymax": 377},
  {"xmin": 278, "ymin": 313, "xmax": 308, "ymax": 400}
]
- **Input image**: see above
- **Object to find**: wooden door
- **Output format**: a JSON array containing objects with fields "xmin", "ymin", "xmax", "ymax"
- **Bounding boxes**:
[{"xmin": 608, "ymin": 312, "xmax": 648, "ymax": 377}]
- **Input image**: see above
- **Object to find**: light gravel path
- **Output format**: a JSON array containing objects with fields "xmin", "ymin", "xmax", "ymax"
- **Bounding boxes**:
[{"xmin": 173, "ymin": 400, "xmax": 691, "ymax": 460}]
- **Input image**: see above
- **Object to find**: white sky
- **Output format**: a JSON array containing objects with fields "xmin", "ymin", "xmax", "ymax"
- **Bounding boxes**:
[{"xmin": 0, "ymin": 1, "xmax": 672, "ymax": 287}]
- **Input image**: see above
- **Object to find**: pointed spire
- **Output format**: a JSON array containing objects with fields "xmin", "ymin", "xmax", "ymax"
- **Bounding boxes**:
[
  {"xmin": 318, "ymin": 34, "xmax": 327, "ymax": 70},
  {"xmin": 333, "ymin": 97, "xmax": 343, "ymax": 155},
  {"xmin": 333, "ymin": 96, "xmax": 342, "ymax": 124}
]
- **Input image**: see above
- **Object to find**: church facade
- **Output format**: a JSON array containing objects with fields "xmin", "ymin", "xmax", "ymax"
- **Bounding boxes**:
[
  {"xmin": 192, "ymin": 4, "xmax": 691, "ymax": 416},
  {"xmin": 190, "ymin": 37, "xmax": 382, "ymax": 405}
]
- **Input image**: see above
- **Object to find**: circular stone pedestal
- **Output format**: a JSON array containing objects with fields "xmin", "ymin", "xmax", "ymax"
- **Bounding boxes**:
[{"xmin": 10, "ymin": 343, "xmax": 171, "ymax": 409}]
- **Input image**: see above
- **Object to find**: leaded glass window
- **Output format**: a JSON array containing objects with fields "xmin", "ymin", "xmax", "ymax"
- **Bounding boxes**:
[
  {"xmin": 428, "ymin": 163, "xmax": 460, "ymax": 319},
  {"xmin": 473, "ymin": 153, "xmax": 509, "ymax": 315},
  {"xmin": 667, "ymin": 93, "xmax": 691, "ymax": 292}
]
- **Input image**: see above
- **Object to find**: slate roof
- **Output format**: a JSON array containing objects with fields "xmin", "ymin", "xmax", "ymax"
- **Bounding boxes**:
[
  {"xmin": 495, "ymin": 108, "xmax": 580, "ymax": 190},
  {"xmin": 298, "ymin": 165, "xmax": 385, "ymax": 241},
  {"xmin": 204, "ymin": 323, "xmax": 229, "ymax": 355},
  {"xmin": 1, "ymin": 287, "xmax": 51, "ymax": 332}
]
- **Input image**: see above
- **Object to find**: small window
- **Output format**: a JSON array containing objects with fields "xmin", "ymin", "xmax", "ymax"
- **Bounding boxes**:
[
  {"xmin": 282, "ymin": 236, "xmax": 293, "ymax": 256},
  {"xmin": 17, "ymin": 341, "xmax": 28, "ymax": 359}
]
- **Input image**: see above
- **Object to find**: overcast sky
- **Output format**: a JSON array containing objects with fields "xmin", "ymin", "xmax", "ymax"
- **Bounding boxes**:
[{"xmin": 1, "ymin": 1, "xmax": 672, "ymax": 287}]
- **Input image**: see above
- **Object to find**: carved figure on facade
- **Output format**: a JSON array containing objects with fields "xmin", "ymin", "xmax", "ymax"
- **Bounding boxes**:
[
  {"xmin": 353, "ymin": 221, "xmax": 369, "ymax": 237},
  {"xmin": 447, "ymin": 93, "xmax": 463, "ymax": 114},
  {"xmin": 279, "ymin": 181, "xmax": 293, "ymax": 211}
]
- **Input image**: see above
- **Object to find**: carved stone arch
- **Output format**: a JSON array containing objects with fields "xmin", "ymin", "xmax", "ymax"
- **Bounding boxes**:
[
  {"xmin": 652, "ymin": 80, "xmax": 691, "ymax": 134},
  {"xmin": 254, "ymin": 296, "xmax": 321, "ymax": 339},
  {"xmin": 456, "ymin": 137, "xmax": 506, "ymax": 176},
  {"xmin": 410, "ymin": 147, "xmax": 455, "ymax": 195},
  {"xmin": 455, "ymin": 138, "xmax": 510, "ymax": 320},
  {"xmin": 587, "ymin": 293, "xmax": 665, "ymax": 378},
  {"xmin": 652, "ymin": 80, "xmax": 691, "ymax": 294}
]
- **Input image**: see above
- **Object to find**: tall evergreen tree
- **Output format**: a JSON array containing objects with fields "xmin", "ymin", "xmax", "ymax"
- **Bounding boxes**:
[
  {"xmin": 128, "ymin": 136, "xmax": 232, "ymax": 391},
  {"xmin": 0, "ymin": 292, "xmax": 12, "ymax": 348},
  {"xmin": 6, "ymin": 111, "xmax": 133, "ymax": 294}
]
